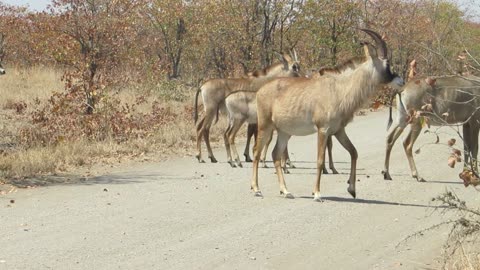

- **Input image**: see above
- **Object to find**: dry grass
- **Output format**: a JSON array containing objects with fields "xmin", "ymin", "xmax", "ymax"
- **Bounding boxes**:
[
  {"xmin": 0, "ymin": 109, "xmax": 229, "ymax": 181},
  {"xmin": 445, "ymin": 244, "xmax": 480, "ymax": 270},
  {"xmin": 430, "ymin": 191, "xmax": 480, "ymax": 270},
  {"xmin": 0, "ymin": 66, "xmax": 232, "ymax": 184},
  {"xmin": 0, "ymin": 66, "xmax": 63, "ymax": 108}
]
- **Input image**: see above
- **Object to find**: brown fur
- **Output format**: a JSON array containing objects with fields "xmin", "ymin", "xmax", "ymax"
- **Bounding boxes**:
[
  {"xmin": 383, "ymin": 75, "xmax": 480, "ymax": 181},
  {"xmin": 250, "ymin": 29, "xmax": 403, "ymax": 201},
  {"xmin": 194, "ymin": 53, "xmax": 300, "ymax": 163},
  {"xmin": 317, "ymin": 57, "xmax": 366, "ymax": 76},
  {"xmin": 247, "ymin": 60, "xmax": 288, "ymax": 78}
]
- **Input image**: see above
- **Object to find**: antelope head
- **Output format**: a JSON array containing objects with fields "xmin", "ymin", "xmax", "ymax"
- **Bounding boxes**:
[
  {"xmin": 359, "ymin": 29, "xmax": 403, "ymax": 88},
  {"xmin": 274, "ymin": 49, "xmax": 301, "ymax": 77},
  {"xmin": 247, "ymin": 50, "xmax": 301, "ymax": 78}
]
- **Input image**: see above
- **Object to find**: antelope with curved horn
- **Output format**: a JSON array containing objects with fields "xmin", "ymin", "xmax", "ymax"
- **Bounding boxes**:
[
  {"xmin": 250, "ymin": 29, "xmax": 404, "ymax": 201},
  {"xmin": 224, "ymin": 90, "xmax": 295, "ymax": 170},
  {"xmin": 383, "ymin": 75, "xmax": 480, "ymax": 182},
  {"xmin": 224, "ymin": 70, "xmax": 340, "ymax": 174},
  {"xmin": 194, "ymin": 51, "xmax": 300, "ymax": 163}
]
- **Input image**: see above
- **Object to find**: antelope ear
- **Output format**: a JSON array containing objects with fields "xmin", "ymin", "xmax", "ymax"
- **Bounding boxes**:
[
  {"xmin": 291, "ymin": 48, "xmax": 299, "ymax": 62},
  {"xmin": 425, "ymin": 77, "xmax": 436, "ymax": 87},
  {"xmin": 274, "ymin": 51, "xmax": 290, "ymax": 70},
  {"xmin": 362, "ymin": 42, "xmax": 377, "ymax": 59},
  {"xmin": 407, "ymin": 59, "xmax": 417, "ymax": 81}
]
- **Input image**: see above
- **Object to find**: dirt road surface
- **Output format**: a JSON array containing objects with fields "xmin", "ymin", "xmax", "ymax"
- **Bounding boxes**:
[{"xmin": 1, "ymin": 109, "xmax": 479, "ymax": 270}]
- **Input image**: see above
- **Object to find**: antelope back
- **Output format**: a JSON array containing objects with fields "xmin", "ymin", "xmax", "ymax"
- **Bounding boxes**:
[
  {"xmin": 248, "ymin": 51, "xmax": 301, "ymax": 79},
  {"xmin": 402, "ymin": 75, "xmax": 480, "ymax": 123}
]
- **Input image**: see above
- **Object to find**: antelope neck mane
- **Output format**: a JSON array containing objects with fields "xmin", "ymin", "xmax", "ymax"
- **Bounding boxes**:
[
  {"xmin": 322, "ymin": 56, "xmax": 380, "ymax": 118},
  {"xmin": 317, "ymin": 56, "xmax": 366, "ymax": 76},
  {"xmin": 248, "ymin": 62, "xmax": 283, "ymax": 78}
]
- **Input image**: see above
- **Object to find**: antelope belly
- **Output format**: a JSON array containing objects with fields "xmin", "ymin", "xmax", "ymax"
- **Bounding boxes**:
[{"xmin": 274, "ymin": 117, "xmax": 317, "ymax": 136}]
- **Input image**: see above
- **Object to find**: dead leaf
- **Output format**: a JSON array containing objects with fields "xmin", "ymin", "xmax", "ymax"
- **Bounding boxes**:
[
  {"xmin": 459, "ymin": 170, "xmax": 480, "ymax": 187},
  {"xmin": 448, "ymin": 138, "xmax": 456, "ymax": 146},
  {"xmin": 424, "ymin": 117, "xmax": 430, "ymax": 128},
  {"xmin": 471, "ymin": 177, "xmax": 480, "ymax": 187},
  {"xmin": 452, "ymin": 149, "xmax": 462, "ymax": 156},
  {"xmin": 448, "ymin": 156, "xmax": 456, "ymax": 168}
]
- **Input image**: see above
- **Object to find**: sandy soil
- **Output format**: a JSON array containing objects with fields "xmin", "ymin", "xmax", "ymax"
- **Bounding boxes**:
[{"xmin": 0, "ymin": 109, "xmax": 479, "ymax": 270}]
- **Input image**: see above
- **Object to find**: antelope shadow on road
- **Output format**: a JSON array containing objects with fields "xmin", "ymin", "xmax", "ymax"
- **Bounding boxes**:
[
  {"xmin": 299, "ymin": 195, "xmax": 448, "ymax": 209},
  {"xmin": 6, "ymin": 173, "xmax": 179, "ymax": 188}
]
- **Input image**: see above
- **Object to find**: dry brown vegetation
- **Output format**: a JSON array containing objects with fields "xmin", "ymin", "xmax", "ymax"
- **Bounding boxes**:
[
  {"xmin": 434, "ymin": 192, "xmax": 480, "ymax": 270},
  {"xmin": 0, "ymin": 1, "xmax": 476, "ymax": 187},
  {"xmin": 0, "ymin": 66, "xmax": 231, "ymax": 182},
  {"xmin": 0, "ymin": 0, "xmax": 477, "ymax": 187},
  {"xmin": 0, "ymin": 1, "xmax": 478, "ymax": 266}
]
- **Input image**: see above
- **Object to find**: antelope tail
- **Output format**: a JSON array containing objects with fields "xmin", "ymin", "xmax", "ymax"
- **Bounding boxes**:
[
  {"xmin": 387, "ymin": 104, "xmax": 393, "ymax": 131},
  {"xmin": 214, "ymin": 102, "xmax": 221, "ymax": 125},
  {"xmin": 194, "ymin": 87, "xmax": 201, "ymax": 123},
  {"xmin": 387, "ymin": 92, "xmax": 406, "ymax": 131}
]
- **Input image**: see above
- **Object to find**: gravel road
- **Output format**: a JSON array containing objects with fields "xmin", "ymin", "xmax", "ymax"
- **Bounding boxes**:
[{"xmin": 1, "ymin": 109, "xmax": 478, "ymax": 270}]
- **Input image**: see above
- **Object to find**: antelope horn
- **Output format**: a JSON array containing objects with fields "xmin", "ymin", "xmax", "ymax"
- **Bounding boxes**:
[
  {"xmin": 274, "ymin": 51, "xmax": 289, "ymax": 69},
  {"xmin": 359, "ymin": 29, "xmax": 387, "ymax": 60},
  {"xmin": 292, "ymin": 48, "xmax": 298, "ymax": 62}
]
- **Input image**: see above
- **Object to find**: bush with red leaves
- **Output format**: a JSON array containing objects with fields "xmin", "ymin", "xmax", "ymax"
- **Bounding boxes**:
[{"xmin": 19, "ymin": 86, "xmax": 179, "ymax": 147}]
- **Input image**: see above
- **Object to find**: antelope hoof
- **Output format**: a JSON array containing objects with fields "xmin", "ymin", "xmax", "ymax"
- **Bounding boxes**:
[
  {"xmin": 313, "ymin": 194, "xmax": 324, "ymax": 202},
  {"xmin": 235, "ymin": 159, "xmax": 243, "ymax": 168},
  {"xmin": 347, "ymin": 187, "xmax": 356, "ymax": 198},
  {"xmin": 196, "ymin": 155, "xmax": 206, "ymax": 163},
  {"xmin": 210, "ymin": 156, "xmax": 218, "ymax": 163},
  {"xmin": 283, "ymin": 168, "xmax": 290, "ymax": 174},
  {"xmin": 228, "ymin": 161, "xmax": 236, "ymax": 168},
  {"xmin": 331, "ymin": 168, "xmax": 339, "ymax": 174},
  {"xmin": 254, "ymin": 191, "xmax": 263, "ymax": 197},
  {"xmin": 280, "ymin": 191, "xmax": 294, "ymax": 199},
  {"xmin": 322, "ymin": 168, "xmax": 329, "ymax": 174},
  {"xmin": 415, "ymin": 177, "xmax": 427, "ymax": 182},
  {"xmin": 244, "ymin": 154, "xmax": 253, "ymax": 163},
  {"xmin": 382, "ymin": 170, "xmax": 392, "ymax": 180}
]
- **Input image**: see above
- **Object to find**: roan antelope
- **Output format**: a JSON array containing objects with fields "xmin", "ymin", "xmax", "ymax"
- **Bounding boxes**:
[
  {"xmin": 194, "ymin": 52, "xmax": 300, "ymax": 163},
  {"xmin": 224, "ymin": 74, "xmax": 339, "ymax": 174},
  {"xmin": 383, "ymin": 75, "xmax": 480, "ymax": 182},
  {"xmin": 224, "ymin": 91, "xmax": 295, "ymax": 170},
  {"xmin": 250, "ymin": 29, "xmax": 404, "ymax": 201}
]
